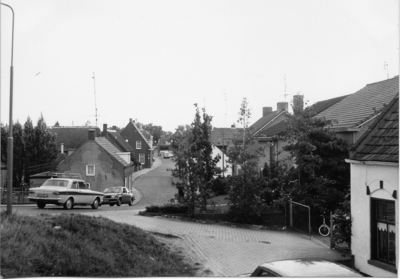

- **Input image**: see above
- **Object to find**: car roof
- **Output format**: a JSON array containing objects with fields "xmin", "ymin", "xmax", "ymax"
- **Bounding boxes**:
[{"xmin": 258, "ymin": 259, "xmax": 362, "ymax": 277}]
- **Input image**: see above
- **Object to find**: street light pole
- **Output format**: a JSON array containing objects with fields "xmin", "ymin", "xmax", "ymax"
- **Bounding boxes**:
[{"xmin": 2, "ymin": 2, "xmax": 15, "ymax": 214}]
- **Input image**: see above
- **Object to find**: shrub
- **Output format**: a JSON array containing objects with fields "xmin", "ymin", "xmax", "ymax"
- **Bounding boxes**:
[
  {"xmin": 145, "ymin": 204, "xmax": 189, "ymax": 214},
  {"xmin": 211, "ymin": 176, "xmax": 228, "ymax": 196}
]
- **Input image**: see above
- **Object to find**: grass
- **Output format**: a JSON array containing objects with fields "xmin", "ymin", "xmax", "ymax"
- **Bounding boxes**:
[{"xmin": 0, "ymin": 212, "xmax": 198, "ymax": 277}]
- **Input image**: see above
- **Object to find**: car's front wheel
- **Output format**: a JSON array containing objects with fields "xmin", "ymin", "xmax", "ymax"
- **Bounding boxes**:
[
  {"xmin": 64, "ymin": 198, "xmax": 73, "ymax": 210},
  {"xmin": 128, "ymin": 198, "xmax": 133, "ymax": 206},
  {"xmin": 91, "ymin": 198, "xmax": 99, "ymax": 209},
  {"xmin": 37, "ymin": 202, "xmax": 46, "ymax": 209}
]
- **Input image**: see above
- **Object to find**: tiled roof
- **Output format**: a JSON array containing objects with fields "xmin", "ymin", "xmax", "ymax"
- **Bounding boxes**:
[
  {"xmin": 257, "ymin": 120, "xmax": 287, "ymax": 137},
  {"xmin": 210, "ymin": 128, "xmax": 241, "ymax": 146},
  {"xmin": 95, "ymin": 137, "xmax": 130, "ymax": 167},
  {"xmin": 107, "ymin": 130, "xmax": 134, "ymax": 152},
  {"xmin": 49, "ymin": 126, "xmax": 101, "ymax": 150},
  {"xmin": 316, "ymin": 76, "xmax": 399, "ymax": 129},
  {"xmin": 250, "ymin": 110, "xmax": 287, "ymax": 136},
  {"xmin": 311, "ymin": 95, "xmax": 349, "ymax": 115},
  {"xmin": 350, "ymin": 95, "xmax": 399, "ymax": 162}
]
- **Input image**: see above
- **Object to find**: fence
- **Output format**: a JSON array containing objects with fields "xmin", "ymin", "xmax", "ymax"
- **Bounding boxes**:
[
  {"xmin": 0, "ymin": 190, "xmax": 34, "ymax": 204},
  {"xmin": 287, "ymin": 200, "xmax": 311, "ymax": 239}
]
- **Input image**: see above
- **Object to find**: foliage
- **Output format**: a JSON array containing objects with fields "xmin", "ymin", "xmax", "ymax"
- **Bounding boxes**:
[
  {"xmin": 275, "ymin": 103, "xmax": 350, "ymax": 214},
  {"xmin": 141, "ymin": 123, "xmax": 164, "ymax": 144},
  {"xmin": 1, "ymin": 115, "xmax": 58, "ymax": 187},
  {"xmin": 0, "ymin": 212, "xmax": 197, "ymax": 277},
  {"xmin": 171, "ymin": 105, "xmax": 220, "ymax": 215},
  {"xmin": 54, "ymin": 121, "xmax": 60, "ymax": 127},
  {"xmin": 225, "ymin": 98, "xmax": 267, "ymax": 223},
  {"xmin": 211, "ymin": 176, "xmax": 228, "ymax": 196},
  {"xmin": 332, "ymin": 199, "xmax": 352, "ymax": 246},
  {"xmin": 145, "ymin": 203, "xmax": 189, "ymax": 214}
]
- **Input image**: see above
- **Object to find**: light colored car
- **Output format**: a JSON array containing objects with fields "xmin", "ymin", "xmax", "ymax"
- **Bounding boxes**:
[
  {"xmin": 102, "ymin": 186, "xmax": 134, "ymax": 206},
  {"xmin": 250, "ymin": 259, "xmax": 363, "ymax": 277},
  {"xmin": 28, "ymin": 178, "xmax": 104, "ymax": 210}
]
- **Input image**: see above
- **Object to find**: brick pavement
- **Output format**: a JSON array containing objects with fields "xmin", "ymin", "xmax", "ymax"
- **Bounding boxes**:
[{"xmin": 83, "ymin": 210, "xmax": 346, "ymax": 276}]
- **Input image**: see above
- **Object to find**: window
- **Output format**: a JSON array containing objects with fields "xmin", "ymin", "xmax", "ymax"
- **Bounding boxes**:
[
  {"xmin": 371, "ymin": 198, "xmax": 396, "ymax": 266},
  {"xmin": 86, "ymin": 165, "xmax": 95, "ymax": 176},
  {"xmin": 139, "ymin": 154, "xmax": 145, "ymax": 164},
  {"xmin": 136, "ymin": 141, "xmax": 141, "ymax": 149}
]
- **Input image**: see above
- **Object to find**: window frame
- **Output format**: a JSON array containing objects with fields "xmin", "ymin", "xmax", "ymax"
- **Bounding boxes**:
[
  {"xmin": 86, "ymin": 164, "xmax": 95, "ymax": 176},
  {"xmin": 136, "ymin": 141, "xmax": 142, "ymax": 149},
  {"xmin": 139, "ymin": 153, "xmax": 145, "ymax": 164},
  {"xmin": 370, "ymin": 197, "xmax": 396, "ymax": 269}
]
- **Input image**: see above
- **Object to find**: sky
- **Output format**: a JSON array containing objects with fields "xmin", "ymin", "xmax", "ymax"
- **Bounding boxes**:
[{"xmin": 1, "ymin": 0, "xmax": 399, "ymax": 133}]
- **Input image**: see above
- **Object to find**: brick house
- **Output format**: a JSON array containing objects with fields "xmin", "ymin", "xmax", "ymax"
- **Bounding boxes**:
[
  {"xmin": 57, "ymin": 129, "xmax": 135, "ymax": 192},
  {"xmin": 120, "ymin": 119, "xmax": 153, "ymax": 169},
  {"xmin": 346, "ymin": 94, "xmax": 398, "ymax": 277}
]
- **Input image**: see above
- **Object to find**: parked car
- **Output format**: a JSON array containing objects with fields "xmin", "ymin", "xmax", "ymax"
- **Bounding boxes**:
[
  {"xmin": 250, "ymin": 259, "xmax": 363, "ymax": 277},
  {"xmin": 28, "ymin": 178, "xmax": 104, "ymax": 209},
  {"xmin": 102, "ymin": 186, "xmax": 134, "ymax": 206}
]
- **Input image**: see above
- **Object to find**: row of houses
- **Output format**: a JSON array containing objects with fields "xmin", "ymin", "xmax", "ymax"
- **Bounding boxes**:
[
  {"xmin": 31, "ymin": 119, "xmax": 155, "ymax": 193},
  {"xmin": 209, "ymin": 75, "xmax": 398, "ymax": 277}
]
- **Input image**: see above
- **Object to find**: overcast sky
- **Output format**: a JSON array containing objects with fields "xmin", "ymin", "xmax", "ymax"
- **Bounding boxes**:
[{"xmin": 1, "ymin": 0, "xmax": 398, "ymax": 133}]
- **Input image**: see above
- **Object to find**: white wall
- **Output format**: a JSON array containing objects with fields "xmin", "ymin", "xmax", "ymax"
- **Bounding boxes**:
[
  {"xmin": 350, "ymin": 162, "xmax": 398, "ymax": 277},
  {"xmin": 116, "ymin": 152, "xmax": 131, "ymax": 164},
  {"xmin": 212, "ymin": 145, "xmax": 232, "ymax": 177}
]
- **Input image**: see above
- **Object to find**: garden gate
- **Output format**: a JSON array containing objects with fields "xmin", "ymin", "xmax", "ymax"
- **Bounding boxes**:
[{"xmin": 288, "ymin": 200, "xmax": 311, "ymax": 239}]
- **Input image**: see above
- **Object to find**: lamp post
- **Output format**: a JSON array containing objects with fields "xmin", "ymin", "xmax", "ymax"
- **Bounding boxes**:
[{"xmin": 2, "ymin": 2, "xmax": 15, "ymax": 214}]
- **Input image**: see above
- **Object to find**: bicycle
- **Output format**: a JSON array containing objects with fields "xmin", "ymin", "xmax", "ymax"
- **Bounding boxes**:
[{"xmin": 319, "ymin": 214, "xmax": 339, "ymax": 236}]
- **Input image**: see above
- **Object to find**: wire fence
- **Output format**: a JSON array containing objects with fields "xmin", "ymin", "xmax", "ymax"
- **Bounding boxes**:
[{"xmin": 0, "ymin": 190, "xmax": 34, "ymax": 204}]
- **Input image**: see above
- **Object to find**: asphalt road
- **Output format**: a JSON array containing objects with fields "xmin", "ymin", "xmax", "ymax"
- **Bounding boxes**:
[{"xmin": 1, "ymin": 158, "xmax": 177, "ymax": 216}]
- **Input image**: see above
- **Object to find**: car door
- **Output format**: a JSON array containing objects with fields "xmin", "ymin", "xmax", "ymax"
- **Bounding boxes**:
[
  {"xmin": 78, "ymin": 181, "xmax": 92, "ymax": 204},
  {"xmin": 69, "ymin": 181, "xmax": 84, "ymax": 203},
  {"xmin": 121, "ymin": 187, "xmax": 129, "ymax": 203}
]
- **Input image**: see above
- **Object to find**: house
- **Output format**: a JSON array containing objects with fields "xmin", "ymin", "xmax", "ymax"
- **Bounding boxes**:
[
  {"xmin": 212, "ymin": 144, "xmax": 233, "ymax": 177},
  {"xmin": 316, "ymin": 75, "xmax": 399, "ymax": 145},
  {"xmin": 57, "ymin": 129, "xmax": 135, "ymax": 192},
  {"xmin": 345, "ymin": 94, "xmax": 398, "ymax": 277},
  {"xmin": 49, "ymin": 126, "xmax": 101, "ymax": 155},
  {"xmin": 120, "ymin": 119, "xmax": 153, "ymax": 168}
]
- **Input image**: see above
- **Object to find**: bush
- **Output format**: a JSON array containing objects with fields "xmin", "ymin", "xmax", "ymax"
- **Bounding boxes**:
[
  {"xmin": 332, "ymin": 200, "xmax": 352, "ymax": 246},
  {"xmin": 211, "ymin": 176, "xmax": 228, "ymax": 196},
  {"xmin": 145, "ymin": 204, "xmax": 189, "ymax": 214}
]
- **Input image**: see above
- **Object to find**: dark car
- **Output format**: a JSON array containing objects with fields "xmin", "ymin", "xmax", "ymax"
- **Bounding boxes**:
[
  {"xmin": 102, "ymin": 186, "xmax": 134, "ymax": 206},
  {"xmin": 250, "ymin": 259, "xmax": 363, "ymax": 277}
]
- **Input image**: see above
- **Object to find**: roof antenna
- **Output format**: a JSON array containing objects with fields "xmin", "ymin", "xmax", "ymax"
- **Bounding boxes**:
[
  {"xmin": 92, "ymin": 72, "xmax": 98, "ymax": 126},
  {"xmin": 384, "ymin": 62, "xmax": 389, "ymax": 79},
  {"xmin": 283, "ymin": 74, "xmax": 288, "ymax": 101}
]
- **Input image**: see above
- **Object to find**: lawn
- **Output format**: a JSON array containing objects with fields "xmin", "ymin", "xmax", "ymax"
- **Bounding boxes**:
[{"xmin": 0, "ymin": 212, "xmax": 199, "ymax": 277}]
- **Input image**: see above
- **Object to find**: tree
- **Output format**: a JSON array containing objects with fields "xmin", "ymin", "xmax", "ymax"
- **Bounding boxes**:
[
  {"xmin": 12, "ymin": 122, "xmax": 25, "ymax": 187},
  {"xmin": 1, "ymin": 124, "xmax": 7, "ymax": 163},
  {"xmin": 141, "ymin": 123, "xmax": 164, "ymax": 144},
  {"xmin": 226, "ymin": 98, "xmax": 267, "ymax": 224},
  {"xmin": 54, "ymin": 121, "xmax": 60, "ymax": 127},
  {"xmin": 277, "ymin": 103, "xmax": 350, "ymax": 214},
  {"xmin": 171, "ymin": 105, "xmax": 220, "ymax": 215}
]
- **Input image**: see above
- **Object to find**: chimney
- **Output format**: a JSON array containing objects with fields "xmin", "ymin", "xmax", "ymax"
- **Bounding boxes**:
[
  {"xmin": 88, "ymin": 129, "xmax": 95, "ymax": 141},
  {"xmin": 293, "ymin": 95, "xmax": 304, "ymax": 115},
  {"xmin": 103, "ymin": 124, "xmax": 108, "ymax": 138},
  {"xmin": 277, "ymin": 102, "xmax": 288, "ymax": 111},
  {"xmin": 61, "ymin": 143, "xmax": 64, "ymax": 154},
  {"xmin": 263, "ymin": 107, "xmax": 273, "ymax": 116},
  {"xmin": 129, "ymin": 118, "xmax": 132, "ymax": 122}
]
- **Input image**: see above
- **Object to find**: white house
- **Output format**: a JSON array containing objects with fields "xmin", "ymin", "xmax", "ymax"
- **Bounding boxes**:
[
  {"xmin": 345, "ymin": 95, "xmax": 398, "ymax": 277},
  {"xmin": 212, "ymin": 144, "xmax": 232, "ymax": 177}
]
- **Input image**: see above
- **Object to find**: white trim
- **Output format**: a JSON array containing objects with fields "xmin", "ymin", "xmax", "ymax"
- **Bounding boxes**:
[
  {"xmin": 356, "ymin": 112, "xmax": 381, "ymax": 128},
  {"xmin": 345, "ymin": 159, "xmax": 398, "ymax": 166},
  {"xmin": 86, "ymin": 164, "xmax": 95, "ymax": 176}
]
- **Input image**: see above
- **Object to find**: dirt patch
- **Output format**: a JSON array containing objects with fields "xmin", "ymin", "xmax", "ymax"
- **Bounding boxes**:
[{"xmin": 153, "ymin": 234, "xmax": 215, "ymax": 277}]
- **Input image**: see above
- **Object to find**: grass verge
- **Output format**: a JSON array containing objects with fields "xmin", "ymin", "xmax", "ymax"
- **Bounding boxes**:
[{"xmin": 0, "ymin": 212, "xmax": 197, "ymax": 277}]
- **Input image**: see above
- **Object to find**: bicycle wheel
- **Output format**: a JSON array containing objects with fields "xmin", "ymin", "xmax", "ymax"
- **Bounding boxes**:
[{"xmin": 319, "ymin": 225, "xmax": 330, "ymax": 236}]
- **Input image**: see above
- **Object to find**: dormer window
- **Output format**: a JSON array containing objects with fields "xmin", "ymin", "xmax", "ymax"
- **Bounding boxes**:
[{"xmin": 136, "ymin": 141, "xmax": 141, "ymax": 149}]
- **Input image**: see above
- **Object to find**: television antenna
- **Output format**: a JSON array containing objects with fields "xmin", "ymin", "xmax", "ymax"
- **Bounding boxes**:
[
  {"xmin": 384, "ymin": 62, "xmax": 389, "ymax": 79},
  {"xmin": 92, "ymin": 72, "xmax": 98, "ymax": 126}
]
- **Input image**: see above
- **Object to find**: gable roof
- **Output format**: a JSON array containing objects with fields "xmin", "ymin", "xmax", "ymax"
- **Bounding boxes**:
[
  {"xmin": 95, "ymin": 137, "xmax": 130, "ymax": 167},
  {"xmin": 140, "ymin": 129, "xmax": 152, "ymax": 141},
  {"xmin": 257, "ymin": 121, "xmax": 287, "ymax": 138},
  {"xmin": 316, "ymin": 76, "xmax": 399, "ymax": 129},
  {"xmin": 106, "ymin": 130, "xmax": 134, "ymax": 152},
  {"xmin": 49, "ymin": 126, "xmax": 101, "ymax": 150},
  {"xmin": 349, "ymin": 94, "xmax": 399, "ymax": 163},
  {"xmin": 123, "ymin": 121, "xmax": 151, "ymax": 149},
  {"xmin": 250, "ymin": 109, "xmax": 288, "ymax": 136},
  {"xmin": 311, "ymin": 94, "xmax": 349, "ymax": 115},
  {"xmin": 210, "ymin": 128, "xmax": 241, "ymax": 146}
]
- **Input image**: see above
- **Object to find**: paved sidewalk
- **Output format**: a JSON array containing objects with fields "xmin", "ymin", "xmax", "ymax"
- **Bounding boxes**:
[{"xmin": 83, "ymin": 210, "xmax": 347, "ymax": 276}]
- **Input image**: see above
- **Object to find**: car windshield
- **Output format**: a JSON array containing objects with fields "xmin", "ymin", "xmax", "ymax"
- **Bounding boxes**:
[
  {"xmin": 42, "ymin": 180, "xmax": 69, "ymax": 187},
  {"xmin": 103, "ymin": 187, "xmax": 122, "ymax": 193}
]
